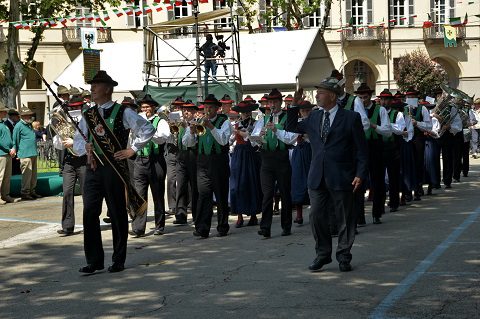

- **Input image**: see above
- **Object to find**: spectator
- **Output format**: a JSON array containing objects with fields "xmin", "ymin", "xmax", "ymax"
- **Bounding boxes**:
[
  {"xmin": 0, "ymin": 102, "xmax": 17, "ymax": 204},
  {"xmin": 32, "ymin": 121, "xmax": 46, "ymax": 142}
]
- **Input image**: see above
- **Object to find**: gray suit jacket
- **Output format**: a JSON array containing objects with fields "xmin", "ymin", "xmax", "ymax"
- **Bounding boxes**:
[{"xmin": 286, "ymin": 106, "xmax": 368, "ymax": 191}]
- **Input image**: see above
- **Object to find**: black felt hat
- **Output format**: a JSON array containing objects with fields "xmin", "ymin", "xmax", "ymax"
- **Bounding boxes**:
[{"xmin": 87, "ymin": 70, "xmax": 118, "ymax": 87}]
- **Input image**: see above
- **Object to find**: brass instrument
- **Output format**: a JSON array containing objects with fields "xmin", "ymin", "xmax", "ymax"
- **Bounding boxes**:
[
  {"xmin": 433, "ymin": 84, "xmax": 473, "ymax": 136},
  {"xmin": 49, "ymin": 109, "xmax": 79, "ymax": 156},
  {"xmin": 170, "ymin": 122, "xmax": 180, "ymax": 134},
  {"xmin": 194, "ymin": 117, "xmax": 207, "ymax": 136}
]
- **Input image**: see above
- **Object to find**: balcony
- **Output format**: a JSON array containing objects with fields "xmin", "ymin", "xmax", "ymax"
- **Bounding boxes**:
[
  {"xmin": 62, "ymin": 26, "xmax": 112, "ymax": 44},
  {"xmin": 423, "ymin": 24, "xmax": 466, "ymax": 44},
  {"xmin": 0, "ymin": 26, "xmax": 6, "ymax": 42},
  {"xmin": 341, "ymin": 26, "xmax": 385, "ymax": 45}
]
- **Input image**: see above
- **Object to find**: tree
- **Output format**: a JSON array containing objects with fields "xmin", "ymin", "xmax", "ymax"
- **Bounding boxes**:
[
  {"xmin": 236, "ymin": 0, "xmax": 257, "ymax": 34},
  {"xmin": 0, "ymin": 0, "xmax": 120, "ymax": 109},
  {"xmin": 395, "ymin": 49, "xmax": 447, "ymax": 96}
]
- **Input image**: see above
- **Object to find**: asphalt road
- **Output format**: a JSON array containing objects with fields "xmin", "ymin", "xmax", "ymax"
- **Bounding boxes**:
[{"xmin": 0, "ymin": 160, "xmax": 479, "ymax": 318}]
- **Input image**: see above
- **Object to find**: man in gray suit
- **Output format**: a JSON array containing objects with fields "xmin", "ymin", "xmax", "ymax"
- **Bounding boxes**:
[{"xmin": 286, "ymin": 77, "xmax": 368, "ymax": 272}]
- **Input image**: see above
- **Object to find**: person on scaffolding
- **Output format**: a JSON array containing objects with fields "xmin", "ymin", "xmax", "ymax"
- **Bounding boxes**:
[{"xmin": 200, "ymin": 34, "xmax": 220, "ymax": 86}]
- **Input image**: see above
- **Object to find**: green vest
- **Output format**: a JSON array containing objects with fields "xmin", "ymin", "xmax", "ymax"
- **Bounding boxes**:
[
  {"xmin": 88, "ymin": 103, "xmax": 122, "ymax": 155},
  {"xmin": 365, "ymin": 105, "xmax": 381, "ymax": 141},
  {"xmin": 263, "ymin": 113, "xmax": 288, "ymax": 151},
  {"xmin": 344, "ymin": 95, "xmax": 356, "ymax": 111},
  {"xmin": 198, "ymin": 115, "xmax": 227, "ymax": 155},
  {"xmin": 138, "ymin": 116, "xmax": 161, "ymax": 156},
  {"xmin": 178, "ymin": 126, "xmax": 187, "ymax": 150},
  {"xmin": 383, "ymin": 109, "xmax": 398, "ymax": 143}
]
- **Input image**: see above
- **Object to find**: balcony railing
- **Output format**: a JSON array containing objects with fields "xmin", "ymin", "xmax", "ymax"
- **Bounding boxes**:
[
  {"xmin": 0, "ymin": 26, "xmax": 6, "ymax": 42},
  {"xmin": 62, "ymin": 26, "xmax": 112, "ymax": 44},
  {"xmin": 341, "ymin": 26, "xmax": 385, "ymax": 42},
  {"xmin": 423, "ymin": 24, "xmax": 466, "ymax": 40}
]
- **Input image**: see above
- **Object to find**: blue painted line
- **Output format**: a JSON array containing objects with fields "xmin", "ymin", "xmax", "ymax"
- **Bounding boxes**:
[{"xmin": 369, "ymin": 206, "xmax": 480, "ymax": 319}]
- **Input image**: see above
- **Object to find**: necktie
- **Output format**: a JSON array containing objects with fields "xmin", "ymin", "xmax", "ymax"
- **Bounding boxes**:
[{"xmin": 322, "ymin": 111, "xmax": 330, "ymax": 143}]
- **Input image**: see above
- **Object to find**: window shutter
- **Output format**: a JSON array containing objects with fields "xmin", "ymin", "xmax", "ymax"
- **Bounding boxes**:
[
  {"xmin": 367, "ymin": 0, "xmax": 373, "ymax": 24},
  {"xmin": 409, "ymin": 0, "xmax": 414, "ymax": 25},
  {"xmin": 430, "ymin": 0, "xmax": 435, "ymax": 22},
  {"xmin": 449, "ymin": 0, "xmax": 455, "ymax": 21},
  {"xmin": 346, "ymin": 0, "xmax": 352, "ymax": 24}
]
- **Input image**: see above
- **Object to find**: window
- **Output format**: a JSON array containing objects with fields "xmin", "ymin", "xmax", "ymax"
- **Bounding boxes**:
[
  {"xmin": 213, "ymin": 0, "xmax": 232, "ymax": 29},
  {"xmin": 306, "ymin": 2, "xmax": 330, "ymax": 28},
  {"xmin": 126, "ymin": 0, "xmax": 151, "ymax": 28},
  {"xmin": 26, "ymin": 62, "xmax": 43, "ymax": 90},
  {"xmin": 389, "ymin": 0, "xmax": 414, "ymax": 26},
  {"xmin": 346, "ymin": 0, "xmax": 372, "ymax": 29},
  {"xmin": 76, "ymin": 7, "xmax": 92, "ymax": 27},
  {"xmin": 258, "ymin": 0, "xmax": 284, "ymax": 29},
  {"xmin": 431, "ymin": 0, "xmax": 455, "ymax": 24},
  {"xmin": 353, "ymin": 60, "xmax": 368, "ymax": 83},
  {"xmin": 172, "ymin": 0, "xmax": 192, "ymax": 36}
]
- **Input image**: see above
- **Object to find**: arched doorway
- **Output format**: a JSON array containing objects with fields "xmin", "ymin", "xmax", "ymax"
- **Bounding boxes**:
[
  {"xmin": 432, "ymin": 57, "xmax": 460, "ymax": 89},
  {"xmin": 343, "ymin": 59, "xmax": 377, "ymax": 94}
]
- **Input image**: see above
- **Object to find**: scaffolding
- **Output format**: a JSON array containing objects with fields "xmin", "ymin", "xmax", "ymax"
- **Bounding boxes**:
[{"xmin": 143, "ymin": 7, "xmax": 242, "ymax": 104}]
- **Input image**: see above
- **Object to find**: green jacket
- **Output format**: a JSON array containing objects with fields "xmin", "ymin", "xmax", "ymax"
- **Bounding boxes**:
[
  {"xmin": 13, "ymin": 120, "xmax": 38, "ymax": 158},
  {"xmin": 0, "ymin": 121, "xmax": 13, "ymax": 156}
]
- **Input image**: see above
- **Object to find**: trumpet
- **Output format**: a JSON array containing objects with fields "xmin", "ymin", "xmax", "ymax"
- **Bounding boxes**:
[
  {"xmin": 192, "ymin": 117, "xmax": 207, "ymax": 136},
  {"xmin": 169, "ymin": 122, "xmax": 180, "ymax": 134}
]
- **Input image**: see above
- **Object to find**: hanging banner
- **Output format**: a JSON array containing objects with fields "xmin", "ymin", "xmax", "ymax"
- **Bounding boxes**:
[
  {"xmin": 83, "ymin": 49, "xmax": 101, "ymax": 83},
  {"xmin": 80, "ymin": 27, "xmax": 97, "ymax": 49}
]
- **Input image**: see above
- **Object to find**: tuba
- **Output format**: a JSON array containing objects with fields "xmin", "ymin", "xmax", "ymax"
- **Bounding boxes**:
[
  {"xmin": 432, "ymin": 84, "xmax": 473, "ymax": 137},
  {"xmin": 50, "ymin": 108, "xmax": 79, "ymax": 156}
]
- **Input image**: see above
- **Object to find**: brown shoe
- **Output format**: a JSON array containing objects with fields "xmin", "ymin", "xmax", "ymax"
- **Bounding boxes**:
[
  {"xmin": 2, "ymin": 196, "xmax": 20, "ymax": 203},
  {"xmin": 31, "ymin": 192, "xmax": 43, "ymax": 199}
]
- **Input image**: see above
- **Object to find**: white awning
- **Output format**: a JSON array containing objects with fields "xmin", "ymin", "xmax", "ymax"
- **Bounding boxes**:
[{"xmin": 50, "ymin": 28, "xmax": 334, "ymax": 95}]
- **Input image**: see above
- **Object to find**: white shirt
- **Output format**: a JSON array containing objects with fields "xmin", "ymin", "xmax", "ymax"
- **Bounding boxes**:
[
  {"xmin": 183, "ymin": 115, "xmax": 233, "ymax": 148},
  {"xmin": 387, "ymin": 108, "xmax": 406, "ymax": 136},
  {"xmin": 449, "ymin": 106, "xmax": 463, "ymax": 135},
  {"xmin": 364, "ymin": 103, "xmax": 392, "ymax": 137},
  {"xmin": 321, "ymin": 105, "xmax": 339, "ymax": 136},
  {"xmin": 140, "ymin": 112, "xmax": 170, "ymax": 145},
  {"xmin": 353, "ymin": 96, "xmax": 372, "ymax": 131},
  {"xmin": 251, "ymin": 110, "xmax": 297, "ymax": 146},
  {"xmin": 408, "ymin": 105, "xmax": 433, "ymax": 132},
  {"xmin": 73, "ymin": 101, "xmax": 155, "ymax": 155},
  {"xmin": 471, "ymin": 108, "xmax": 480, "ymax": 129}
]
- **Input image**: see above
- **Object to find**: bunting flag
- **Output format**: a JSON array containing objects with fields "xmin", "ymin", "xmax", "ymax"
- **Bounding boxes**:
[
  {"xmin": 133, "ymin": 6, "xmax": 142, "ymax": 16},
  {"xmin": 347, "ymin": 16, "xmax": 354, "ymax": 26},
  {"xmin": 175, "ymin": 1, "xmax": 183, "ymax": 5},
  {"xmin": 152, "ymin": 3, "xmax": 163, "ymax": 12},
  {"xmin": 154, "ymin": 0, "xmax": 162, "ymax": 2},
  {"xmin": 166, "ymin": 5, "xmax": 174, "ymax": 10},
  {"xmin": 94, "ymin": 12, "xmax": 101, "ymax": 22},
  {"xmin": 444, "ymin": 25, "xmax": 457, "ymax": 47},
  {"xmin": 449, "ymin": 16, "xmax": 462, "ymax": 25},
  {"xmin": 199, "ymin": 0, "xmax": 209, "ymax": 3},
  {"xmin": 400, "ymin": 17, "xmax": 407, "ymax": 21},
  {"xmin": 144, "ymin": 5, "xmax": 153, "ymax": 14},
  {"xmin": 68, "ymin": 15, "xmax": 77, "ymax": 23},
  {"xmin": 13, "ymin": 22, "xmax": 23, "ymax": 29},
  {"xmin": 41, "ymin": 20, "xmax": 49, "ymax": 27},
  {"xmin": 78, "ymin": 15, "xmax": 86, "ymax": 22},
  {"xmin": 113, "ymin": 9, "xmax": 123, "ymax": 17},
  {"xmin": 49, "ymin": 19, "xmax": 57, "ymax": 27},
  {"xmin": 463, "ymin": 12, "xmax": 468, "ymax": 24},
  {"xmin": 86, "ymin": 14, "xmax": 94, "ymax": 21},
  {"xmin": 410, "ymin": 14, "xmax": 417, "ymax": 18},
  {"xmin": 59, "ymin": 17, "xmax": 67, "ymax": 26},
  {"xmin": 103, "ymin": 10, "xmax": 110, "ymax": 21},
  {"xmin": 423, "ymin": 20, "xmax": 434, "ymax": 28},
  {"xmin": 164, "ymin": 0, "xmax": 171, "ymax": 3},
  {"xmin": 125, "ymin": 7, "xmax": 134, "ymax": 15}
]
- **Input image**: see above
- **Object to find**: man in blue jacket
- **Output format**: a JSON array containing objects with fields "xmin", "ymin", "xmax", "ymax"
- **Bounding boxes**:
[{"xmin": 286, "ymin": 77, "xmax": 368, "ymax": 272}]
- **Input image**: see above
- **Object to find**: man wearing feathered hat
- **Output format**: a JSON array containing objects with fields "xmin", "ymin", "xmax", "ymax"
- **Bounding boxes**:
[
  {"xmin": 174, "ymin": 100, "xmax": 199, "ymax": 225},
  {"xmin": 73, "ymin": 70, "xmax": 156, "ymax": 273},
  {"xmin": 354, "ymin": 83, "xmax": 392, "ymax": 224},
  {"xmin": 183, "ymin": 94, "xmax": 232, "ymax": 238},
  {"xmin": 285, "ymin": 77, "xmax": 368, "ymax": 272},
  {"xmin": 12, "ymin": 106, "xmax": 41, "ymax": 201},
  {"xmin": 251, "ymin": 88, "xmax": 297, "ymax": 238},
  {"xmin": 0, "ymin": 102, "xmax": 17, "ymax": 204},
  {"xmin": 129, "ymin": 94, "xmax": 171, "ymax": 238}
]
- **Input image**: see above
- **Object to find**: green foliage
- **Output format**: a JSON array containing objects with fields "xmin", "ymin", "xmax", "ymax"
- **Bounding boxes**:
[{"xmin": 395, "ymin": 49, "xmax": 447, "ymax": 96}]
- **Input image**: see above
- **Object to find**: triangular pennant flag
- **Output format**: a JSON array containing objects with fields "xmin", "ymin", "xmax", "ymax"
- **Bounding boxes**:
[
  {"xmin": 444, "ymin": 25, "xmax": 457, "ymax": 47},
  {"xmin": 152, "ymin": 3, "xmax": 163, "ymax": 12},
  {"xmin": 199, "ymin": 0, "xmax": 209, "ymax": 3},
  {"xmin": 463, "ymin": 13, "xmax": 468, "ymax": 25},
  {"xmin": 400, "ymin": 17, "xmax": 407, "ymax": 21},
  {"xmin": 175, "ymin": 1, "xmax": 183, "ymax": 5},
  {"xmin": 449, "ymin": 16, "xmax": 462, "ymax": 26},
  {"xmin": 166, "ymin": 5, "xmax": 174, "ymax": 10},
  {"xmin": 41, "ymin": 19, "xmax": 49, "ymax": 27},
  {"xmin": 123, "ymin": 7, "xmax": 134, "ymax": 16},
  {"xmin": 410, "ymin": 14, "xmax": 417, "ymax": 18},
  {"xmin": 49, "ymin": 19, "xmax": 57, "ymax": 27},
  {"xmin": 423, "ymin": 20, "xmax": 434, "ymax": 28},
  {"xmin": 94, "ymin": 12, "xmax": 101, "ymax": 22},
  {"xmin": 13, "ymin": 22, "xmax": 23, "ymax": 29},
  {"xmin": 103, "ymin": 10, "xmax": 110, "ymax": 21},
  {"xmin": 22, "ymin": 22, "xmax": 31, "ymax": 30},
  {"xmin": 133, "ymin": 6, "xmax": 143, "ymax": 16},
  {"xmin": 86, "ymin": 14, "xmax": 94, "ymax": 21},
  {"xmin": 164, "ymin": 0, "xmax": 171, "ymax": 3},
  {"xmin": 59, "ymin": 17, "xmax": 67, "ymax": 26},
  {"xmin": 113, "ymin": 9, "xmax": 123, "ymax": 17},
  {"xmin": 347, "ymin": 16, "xmax": 354, "ymax": 26},
  {"xmin": 154, "ymin": 0, "xmax": 161, "ymax": 2},
  {"xmin": 144, "ymin": 5, "xmax": 153, "ymax": 14},
  {"xmin": 69, "ymin": 15, "xmax": 77, "ymax": 22}
]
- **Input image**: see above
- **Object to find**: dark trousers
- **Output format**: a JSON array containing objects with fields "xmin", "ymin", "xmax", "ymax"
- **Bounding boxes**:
[
  {"xmin": 368, "ymin": 141, "xmax": 385, "ymax": 218},
  {"xmin": 83, "ymin": 164, "xmax": 128, "ymax": 266},
  {"xmin": 441, "ymin": 132, "xmax": 458, "ymax": 185},
  {"xmin": 132, "ymin": 155, "xmax": 167, "ymax": 233},
  {"xmin": 259, "ymin": 150, "xmax": 292, "ymax": 232},
  {"xmin": 412, "ymin": 134, "xmax": 426, "ymax": 193},
  {"xmin": 175, "ymin": 149, "xmax": 198, "ymax": 222},
  {"xmin": 61, "ymin": 155, "xmax": 86, "ymax": 230},
  {"xmin": 384, "ymin": 147, "xmax": 401, "ymax": 209},
  {"xmin": 166, "ymin": 149, "xmax": 177, "ymax": 213},
  {"xmin": 462, "ymin": 140, "xmax": 470, "ymax": 176},
  {"xmin": 308, "ymin": 179, "xmax": 356, "ymax": 263},
  {"xmin": 195, "ymin": 153, "xmax": 230, "ymax": 236},
  {"xmin": 452, "ymin": 132, "xmax": 463, "ymax": 180}
]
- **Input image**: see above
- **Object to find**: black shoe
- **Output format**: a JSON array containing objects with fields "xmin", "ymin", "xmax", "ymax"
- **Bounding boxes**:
[
  {"xmin": 273, "ymin": 209, "xmax": 280, "ymax": 216},
  {"xmin": 389, "ymin": 207, "xmax": 398, "ymax": 213},
  {"xmin": 258, "ymin": 229, "xmax": 271, "ymax": 238},
  {"xmin": 108, "ymin": 263, "xmax": 125, "ymax": 273},
  {"xmin": 129, "ymin": 230, "xmax": 145, "ymax": 238},
  {"xmin": 427, "ymin": 186, "xmax": 433, "ymax": 195},
  {"xmin": 339, "ymin": 262, "xmax": 352, "ymax": 272},
  {"xmin": 445, "ymin": 184, "xmax": 452, "ymax": 189},
  {"xmin": 103, "ymin": 217, "xmax": 111, "ymax": 224},
  {"xmin": 373, "ymin": 217, "xmax": 382, "ymax": 224},
  {"xmin": 453, "ymin": 179, "xmax": 460, "ymax": 183},
  {"xmin": 173, "ymin": 219, "xmax": 188, "ymax": 225},
  {"xmin": 235, "ymin": 220, "xmax": 244, "ymax": 228},
  {"xmin": 246, "ymin": 216, "xmax": 258, "ymax": 226},
  {"xmin": 216, "ymin": 232, "xmax": 228, "ymax": 237},
  {"xmin": 308, "ymin": 257, "xmax": 332, "ymax": 272},
  {"xmin": 281, "ymin": 229, "xmax": 291, "ymax": 236},
  {"xmin": 153, "ymin": 227, "xmax": 164, "ymax": 235},
  {"xmin": 294, "ymin": 217, "xmax": 303, "ymax": 225},
  {"xmin": 57, "ymin": 229, "xmax": 74, "ymax": 236},
  {"xmin": 193, "ymin": 230, "xmax": 208, "ymax": 238},
  {"xmin": 357, "ymin": 222, "xmax": 366, "ymax": 228},
  {"xmin": 79, "ymin": 264, "xmax": 104, "ymax": 274},
  {"xmin": 463, "ymin": 173, "xmax": 468, "ymax": 178}
]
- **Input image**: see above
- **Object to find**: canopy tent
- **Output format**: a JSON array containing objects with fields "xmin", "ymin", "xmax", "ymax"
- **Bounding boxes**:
[{"xmin": 51, "ymin": 29, "xmax": 334, "ymax": 100}]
